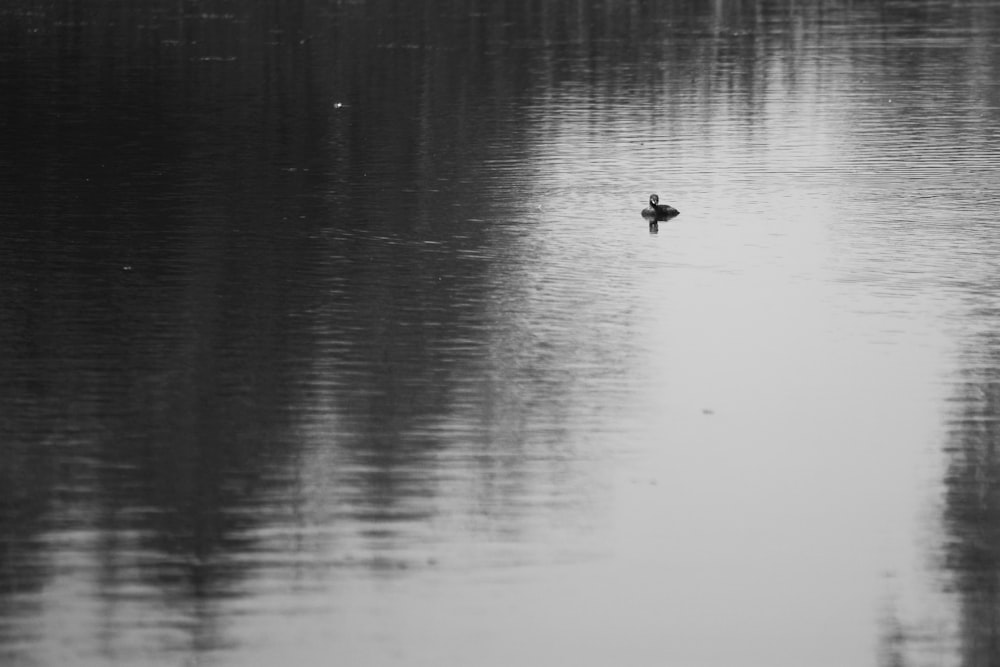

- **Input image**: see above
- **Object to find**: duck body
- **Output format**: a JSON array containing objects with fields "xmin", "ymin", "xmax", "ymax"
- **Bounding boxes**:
[{"xmin": 642, "ymin": 194, "xmax": 680, "ymax": 219}]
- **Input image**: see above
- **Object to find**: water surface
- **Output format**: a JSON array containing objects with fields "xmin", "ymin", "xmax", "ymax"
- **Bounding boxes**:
[{"xmin": 2, "ymin": 1, "xmax": 1000, "ymax": 665}]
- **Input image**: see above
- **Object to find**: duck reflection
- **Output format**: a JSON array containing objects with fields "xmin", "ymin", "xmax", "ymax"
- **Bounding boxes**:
[{"xmin": 642, "ymin": 194, "xmax": 679, "ymax": 236}]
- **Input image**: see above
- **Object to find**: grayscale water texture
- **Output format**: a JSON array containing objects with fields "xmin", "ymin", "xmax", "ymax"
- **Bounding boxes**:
[{"xmin": 2, "ymin": 1, "xmax": 1000, "ymax": 665}]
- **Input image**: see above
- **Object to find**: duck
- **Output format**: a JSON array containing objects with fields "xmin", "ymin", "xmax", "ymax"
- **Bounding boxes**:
[{"xmin": 642, "ymin": 194, "xmax": 680, "ymax": 219}]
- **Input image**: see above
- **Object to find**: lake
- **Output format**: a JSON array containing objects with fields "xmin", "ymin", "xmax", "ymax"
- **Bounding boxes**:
[{"xmin": 2, "ymin": 1, "xmax": 1000, "ymax": 665}]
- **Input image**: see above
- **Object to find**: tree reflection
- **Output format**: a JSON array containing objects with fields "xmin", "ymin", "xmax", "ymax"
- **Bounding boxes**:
[{"xmin": 944, "ymin": 353, "xmax": 1000, "ymax": 666}]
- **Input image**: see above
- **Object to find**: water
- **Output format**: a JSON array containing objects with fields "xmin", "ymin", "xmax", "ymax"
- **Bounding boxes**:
[{"xmin": 2, "ymin": 1, "xmax": 1000, "ymax": 665}]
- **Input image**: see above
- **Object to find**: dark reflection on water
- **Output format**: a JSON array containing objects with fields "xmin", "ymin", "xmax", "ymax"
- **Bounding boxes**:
[
  {"xmin": 939, "ymin": 330, "xmax": 1000, "ymax": 666},
  {"xmin": 2, "ymin": 0, "xmax": 1000, "ymax": 664}
]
